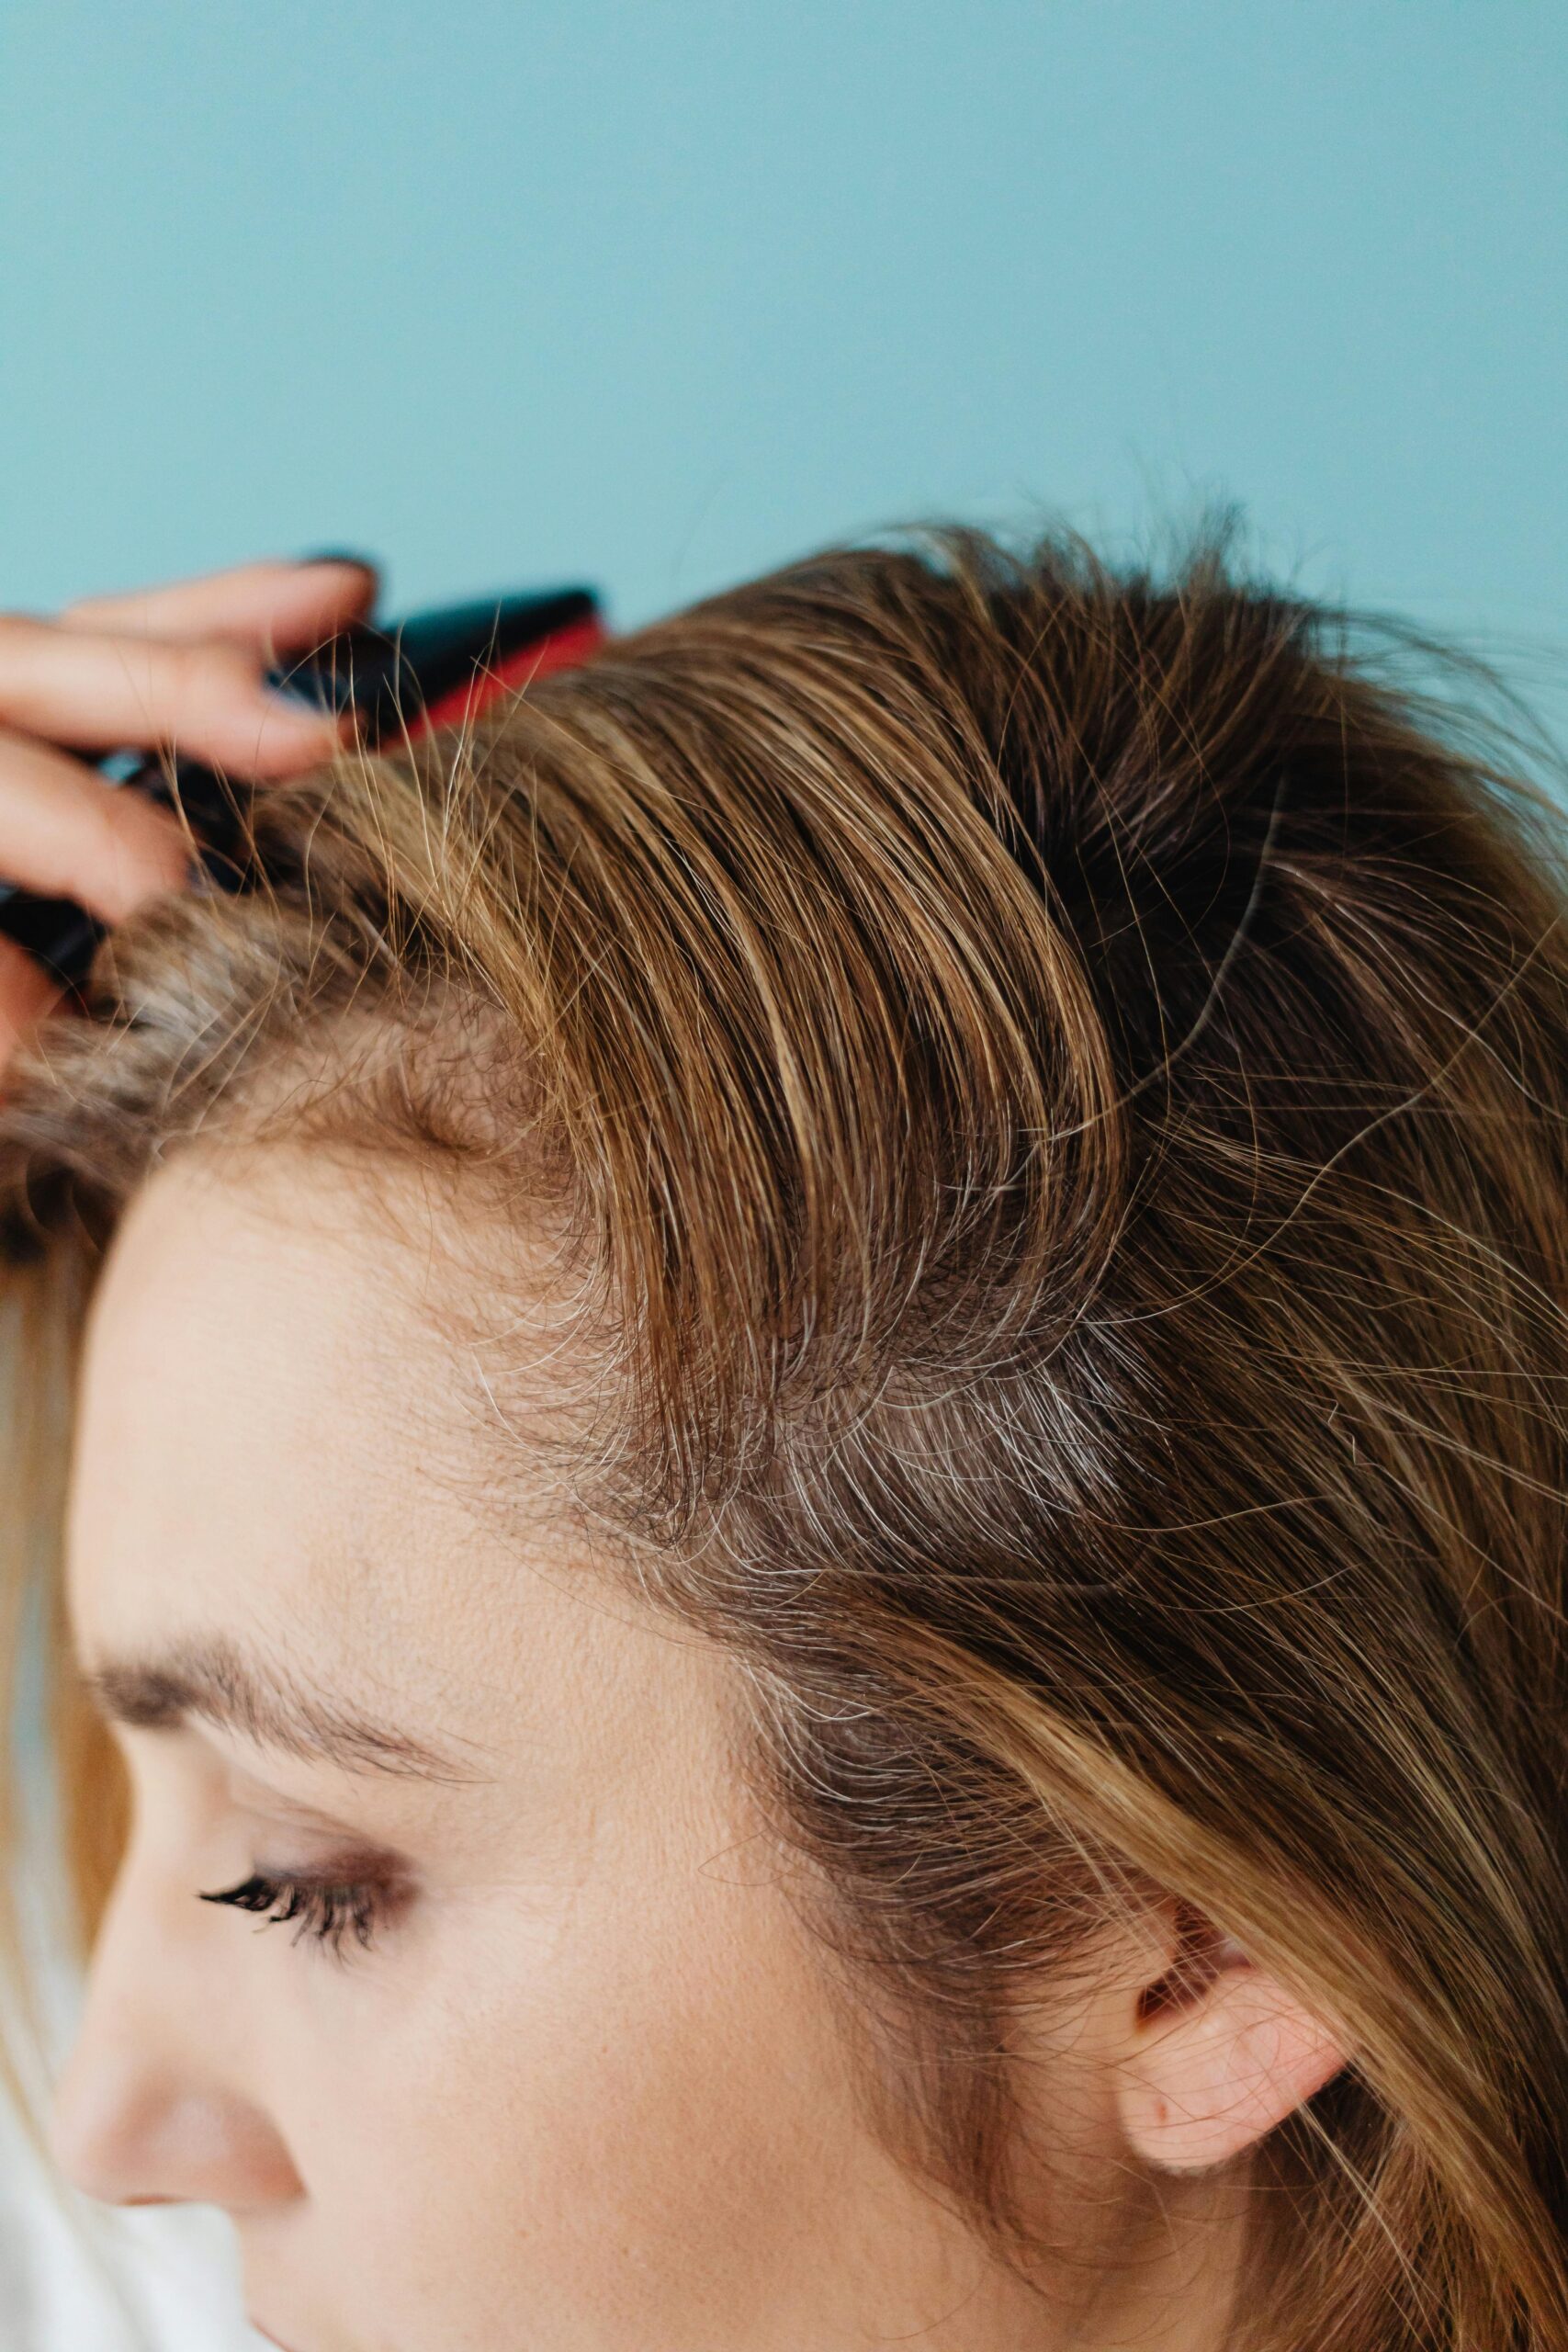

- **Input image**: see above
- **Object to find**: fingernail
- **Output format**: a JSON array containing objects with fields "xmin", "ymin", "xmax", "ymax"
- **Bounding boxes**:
[{"xmin": 299, "ymin": 547, "xmax": 379, "ymax": 574}]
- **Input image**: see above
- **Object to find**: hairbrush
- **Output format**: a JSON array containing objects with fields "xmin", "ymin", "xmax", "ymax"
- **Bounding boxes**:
[{"xmin": 0, "ymin": 584, "xmax": 604, "ymax": 996}]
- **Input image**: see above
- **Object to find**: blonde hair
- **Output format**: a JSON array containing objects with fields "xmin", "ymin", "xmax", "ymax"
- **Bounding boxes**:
[{"xmin": 4, "ymin": 518, "xmax": 1568, "ymax": 2348}]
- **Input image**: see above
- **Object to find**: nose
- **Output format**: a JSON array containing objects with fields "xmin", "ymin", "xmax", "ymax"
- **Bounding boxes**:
[
  {"xmin": 47, "ymin": 1861, "xmax": 301, "ymax": 2212},
  {"xmin": 50, "ymin": 2053, "xmax": 300, "ymax": 2211}
]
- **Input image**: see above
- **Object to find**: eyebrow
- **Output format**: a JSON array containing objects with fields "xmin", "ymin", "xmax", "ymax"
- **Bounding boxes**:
[{"xmin": 82, "ymin": 1634, "xmax": 489, "ymax": 1785}]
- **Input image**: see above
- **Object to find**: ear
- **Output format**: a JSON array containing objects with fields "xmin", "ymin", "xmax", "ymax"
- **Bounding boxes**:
[{"xmin": 1114, "ymin": 1903, "xmax": 1346, "ymax": 2173}]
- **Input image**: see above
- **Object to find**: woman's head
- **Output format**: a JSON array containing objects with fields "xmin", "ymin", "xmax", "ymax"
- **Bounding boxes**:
[{"xmin": 3, "ymin": 521, "xmax": 1567, "ymax": 2351}]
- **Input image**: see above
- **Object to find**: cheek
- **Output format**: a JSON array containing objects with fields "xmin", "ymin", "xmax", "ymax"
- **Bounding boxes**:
[{"xmin": 261, "ymin": 1860, "xmax": 873, "ymax": 2346}]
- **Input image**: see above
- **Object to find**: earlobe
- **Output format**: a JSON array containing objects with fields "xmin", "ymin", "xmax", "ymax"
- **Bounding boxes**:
[{"xmin": 1116, "ymin": 1917, "xmax": 1346, "ymax": 2173}]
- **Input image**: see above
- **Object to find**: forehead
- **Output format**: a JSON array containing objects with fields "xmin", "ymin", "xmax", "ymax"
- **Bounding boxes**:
[
  {"xmin": 65, "ymin": 1147, "xmax": 566, "ymax": 1706},
  {"xmin": 64, "ymin": 1146, "xmax": 753, "ymax": 1837}
]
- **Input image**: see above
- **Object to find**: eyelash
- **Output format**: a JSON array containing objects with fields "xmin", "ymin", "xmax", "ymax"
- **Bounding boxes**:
[{"xmin": 197, "ymin": 1869, "xmax": 389, "ymax": 1958}]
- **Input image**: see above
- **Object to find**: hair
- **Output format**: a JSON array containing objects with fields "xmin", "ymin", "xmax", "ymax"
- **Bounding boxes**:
[{"xmin": 1, "ymin": 515, "xmax": 1566, "ymax": 2347}]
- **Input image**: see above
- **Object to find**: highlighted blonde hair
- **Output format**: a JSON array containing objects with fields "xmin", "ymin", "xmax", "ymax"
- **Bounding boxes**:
[{"xmin": 4, "ymin": 518, "xmax": 1568, "ymax": 2347}]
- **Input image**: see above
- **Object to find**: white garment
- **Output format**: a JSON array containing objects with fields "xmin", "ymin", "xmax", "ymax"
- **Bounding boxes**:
[
  {"xmin": 0, "ymin": 2096, "xmax": 259, "ymax": 2350},
  {"xmin": 0, "ymin": 1812, "xmax": 262, "ymax": 2346}
]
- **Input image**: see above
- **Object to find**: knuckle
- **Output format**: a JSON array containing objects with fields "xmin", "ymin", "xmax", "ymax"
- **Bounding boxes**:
[
  {"xmin": 186, "ymin": 639, "xmax": 260, "ymax": 708},
  {"xmin": 136, "ymin": 637, "xmax": 245, "ymax": 731},
  {"xmin": 85, "ymin": 787, "xmax": 141, "ymax": 867},
  {"xmin": 93, "ymin": 793, "xmax": 185, "ymax": 891}
]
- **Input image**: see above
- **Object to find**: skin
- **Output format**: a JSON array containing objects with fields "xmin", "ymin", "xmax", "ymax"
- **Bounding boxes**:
[{"xmin": 17, "ymin": 563, "xmax": 1346, "ymax": 2350}]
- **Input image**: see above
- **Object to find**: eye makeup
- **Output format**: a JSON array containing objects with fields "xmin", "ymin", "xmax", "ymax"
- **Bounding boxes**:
[{"xmin": 199, "ymin": 1852, "xmax": 413, "ymax": 1961}]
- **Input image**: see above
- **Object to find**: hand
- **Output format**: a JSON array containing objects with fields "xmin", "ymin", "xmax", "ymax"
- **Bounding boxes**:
[{"xmin": 0, "ymin": 555, "xmax": 378, "ymax": 1069}]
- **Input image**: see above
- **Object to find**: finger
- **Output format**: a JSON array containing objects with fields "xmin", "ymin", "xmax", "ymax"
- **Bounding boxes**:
[
  {"xmin": 0, "ymin": 933, "xmax": 67, "ymax": 1073},
  {"xmin": 0, "ymin": 617, "xmax": 351, "ymax": 777},
  {"xmin": 56, "ymin": 556, "xmax": 379, "ymax": 652},
  {"xmin": 0, "ymin": 729, "xmax": 195, "ymax": 924}
]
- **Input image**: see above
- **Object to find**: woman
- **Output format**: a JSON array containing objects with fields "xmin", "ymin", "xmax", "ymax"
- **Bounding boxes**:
[{"xmin": 0, "ymin": 531, "xmax": 1564, "ymax": 2352}]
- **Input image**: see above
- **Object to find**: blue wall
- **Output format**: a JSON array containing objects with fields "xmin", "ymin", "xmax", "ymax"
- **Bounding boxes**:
[{"xmin": 1, "ymin": 2, "xmax": 1562, "ymax": 650}]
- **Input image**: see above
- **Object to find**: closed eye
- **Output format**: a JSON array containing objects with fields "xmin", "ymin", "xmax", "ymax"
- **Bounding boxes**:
[{"xmin": 198, "ymin": 1867, "xmax": 403, "ymax": 1959}]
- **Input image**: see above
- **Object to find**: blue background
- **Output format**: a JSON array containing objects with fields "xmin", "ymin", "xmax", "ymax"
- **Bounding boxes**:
[{"xmin": 1, "ymin": 2, "xmax": 1563, "ymax": 651}]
